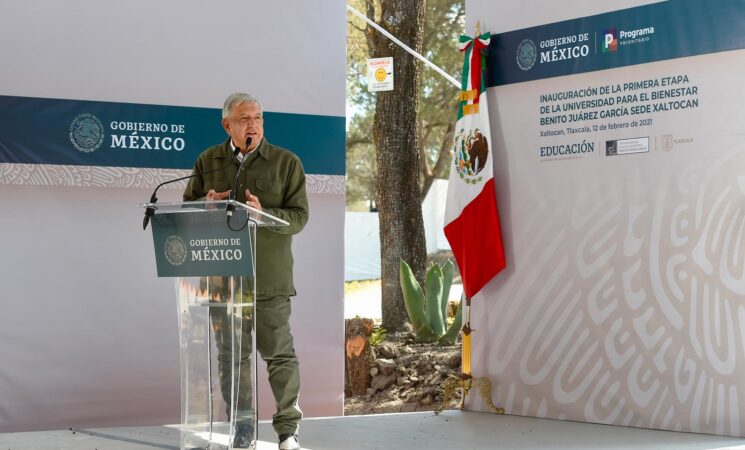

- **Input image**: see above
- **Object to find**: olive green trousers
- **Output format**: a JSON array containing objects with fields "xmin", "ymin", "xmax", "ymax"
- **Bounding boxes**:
[{"xmin": 210, "ymin": 295, "xmax": 302, "ymax": 436}]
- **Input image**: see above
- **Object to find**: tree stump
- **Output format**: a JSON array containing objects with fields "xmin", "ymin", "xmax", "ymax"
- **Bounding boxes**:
[{"xmin": 345, "ymin": 318, "xmax": 374, "ymax": 397}]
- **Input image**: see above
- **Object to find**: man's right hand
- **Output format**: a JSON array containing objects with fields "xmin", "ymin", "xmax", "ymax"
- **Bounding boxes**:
[{"xmin": 206, "ymin": 189, "xmax": 231, "ymax": 201}]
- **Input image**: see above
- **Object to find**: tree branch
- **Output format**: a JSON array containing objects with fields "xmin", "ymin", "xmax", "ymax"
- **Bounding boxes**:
[
  {"xmin": 431, "ymin": 121, "xmax": 454, "ymax": 178},
  {"xmin": 347, "ymin": 136, "xmax": 373, "ymax": 148},
  {"xmin": 349, "ymin": 21, "xmax": 367, "ymax": 34}
]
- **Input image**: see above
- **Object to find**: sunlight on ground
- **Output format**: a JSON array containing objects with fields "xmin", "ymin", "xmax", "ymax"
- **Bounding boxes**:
[
  {"xmin": 344, "ymin": 278, "xmax": 379, "ymax": 295},
  {"xmin": 344, "ymin": 279, "xmax": 463, "ymax": 319},
  {"xmin": 189, "ymin": 431, "xmax": 313, "ymax": 450}
]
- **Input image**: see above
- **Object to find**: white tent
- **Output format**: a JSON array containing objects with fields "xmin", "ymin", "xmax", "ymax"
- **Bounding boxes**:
[{"xmin": 345, "ymin": 179, "xmax": 450, "ymax": 281}]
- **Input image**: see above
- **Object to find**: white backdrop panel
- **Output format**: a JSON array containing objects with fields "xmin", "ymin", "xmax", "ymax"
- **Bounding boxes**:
[
  {"xmin": 466, "ymin": 0, "xmax": 663, "ymax": 34},
  {"xmin": 466, "ymin": 0, "xmax": 745, "ymax": 438},
  {"xmin": 0, "ymin": 0, "xmax": 345, "ymax": 432},
  {"xmin": 0, "ymin": 0, "xmax": 345, "ymax": 116},
  {"xmin": 0, "ymin": 186, "xmax": 344, "ymax": 432}
]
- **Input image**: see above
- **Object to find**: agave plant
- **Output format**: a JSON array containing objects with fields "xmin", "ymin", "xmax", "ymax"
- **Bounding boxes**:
[{"xmin": 399, "ymin": 259, "xmax": 462, "ymax": 345}]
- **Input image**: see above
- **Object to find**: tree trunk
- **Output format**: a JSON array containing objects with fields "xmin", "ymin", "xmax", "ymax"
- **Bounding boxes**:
[{"xmin": 367, "ymin": 0, "xmax": 428, "ymax": 332}]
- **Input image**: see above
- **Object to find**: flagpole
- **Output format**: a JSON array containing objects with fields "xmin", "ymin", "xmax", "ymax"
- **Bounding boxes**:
[
  {"xmin": 459, "ymin": 295, "xmax": 473, "ymax": 408},
  {"xmin": 436, "ymin": 293, "xmax": 503, "ymax": 414},
  {"xmin": 462, "ymin": 295, "xmax": 504, "ymax": 413},
  {"xmin": 435, "ymin": 25, "xmax": 506, "ymax": 416}
]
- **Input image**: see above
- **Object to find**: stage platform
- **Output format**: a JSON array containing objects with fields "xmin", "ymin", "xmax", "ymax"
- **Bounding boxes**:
[{"xmin": 2, "ymin": 410, "xmax": 745, "ymax": 450}]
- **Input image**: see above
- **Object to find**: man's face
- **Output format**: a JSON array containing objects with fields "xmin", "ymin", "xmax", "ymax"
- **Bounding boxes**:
[{"xmin": 222, "ymin": 101, "xmax": 263, "ymax": 152}]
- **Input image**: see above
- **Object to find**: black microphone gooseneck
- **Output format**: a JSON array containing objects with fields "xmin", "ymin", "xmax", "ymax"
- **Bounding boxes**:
[
  {"xmin": 142, "ymin": 146, "xmax": 240, "ymax": 230},
  {"xmin": 226, "ymin": 136, "xmax": 253, "ymax": 223}
]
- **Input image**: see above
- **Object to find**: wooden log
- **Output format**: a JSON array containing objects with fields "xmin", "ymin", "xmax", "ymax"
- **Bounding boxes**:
[{"xmin": 345, "ymin": 317, "xmax": 374, "ymax": 397}]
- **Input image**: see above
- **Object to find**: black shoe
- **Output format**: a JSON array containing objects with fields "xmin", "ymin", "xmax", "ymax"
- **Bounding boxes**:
[{"xmin": 232, "ymin": 422, "xmax": 255, "ymax": 448}]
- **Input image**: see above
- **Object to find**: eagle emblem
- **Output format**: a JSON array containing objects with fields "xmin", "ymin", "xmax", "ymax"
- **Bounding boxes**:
[{"xmin": 453, "ymin": 128, "xmax": 489, "ymax": 184}]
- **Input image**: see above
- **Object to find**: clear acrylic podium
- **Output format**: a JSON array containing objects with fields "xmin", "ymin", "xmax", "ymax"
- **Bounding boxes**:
[{"xmin": 142, "ymin": 200, "xmax": 288, "ymax": 450}]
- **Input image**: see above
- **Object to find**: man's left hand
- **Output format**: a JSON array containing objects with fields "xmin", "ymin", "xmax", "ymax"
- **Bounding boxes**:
[{"xmin": 245, "ymin": 189, "xmax": 262, "ymax": 212}]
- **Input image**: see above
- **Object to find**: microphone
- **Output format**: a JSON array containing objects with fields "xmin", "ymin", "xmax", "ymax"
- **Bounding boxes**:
[
  {"xmin": 142, "ymin": 146, "xmax": 240, "ymax": 230},
  {"xmin": 226, "ymin": 136, "xmax": 253, "ymax": 223}
]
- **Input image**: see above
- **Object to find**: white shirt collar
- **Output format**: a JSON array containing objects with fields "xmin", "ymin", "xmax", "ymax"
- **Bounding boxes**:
[
  {"xmin": 230, "ymin": 140, "xmax": 244, "ymax": 162},
  {"xmin": 230, "ymin": 140, "xmax": 257, "ymax": 162}
]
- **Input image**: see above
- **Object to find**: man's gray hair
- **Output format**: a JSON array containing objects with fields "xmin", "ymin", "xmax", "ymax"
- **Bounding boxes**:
[{"xmin": 222, "ymin": 93, "xmax": 263, "ymax": 119}]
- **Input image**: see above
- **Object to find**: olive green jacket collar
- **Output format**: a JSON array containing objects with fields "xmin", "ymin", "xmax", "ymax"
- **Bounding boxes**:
[{"xmin": 223, "ymin": 138, "xmax": 272, "ymax": 161}]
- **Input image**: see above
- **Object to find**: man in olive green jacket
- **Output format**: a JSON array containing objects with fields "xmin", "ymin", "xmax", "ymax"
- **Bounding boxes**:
[{"xmin": 183, "ymin": 93, "xmax": 308, "ymax": 450}]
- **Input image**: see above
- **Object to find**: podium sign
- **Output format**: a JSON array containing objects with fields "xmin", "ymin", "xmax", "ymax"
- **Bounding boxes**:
[{"xmin": 151, "ymin": 211, "xmax": 254, "ymax": 277}]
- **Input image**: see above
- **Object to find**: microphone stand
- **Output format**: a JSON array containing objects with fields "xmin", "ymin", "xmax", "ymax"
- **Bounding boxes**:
[
  {"xmin": 142, "ymin": 146, "xmax": 240, "ymax": 230},
  {"xmin": 226, "ymin": 136, "xmax": 253, "ymax": 225}
]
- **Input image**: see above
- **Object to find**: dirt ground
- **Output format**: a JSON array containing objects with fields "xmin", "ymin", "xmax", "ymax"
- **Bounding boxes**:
[
  {"xmin": 344, "ymin": 332, "xmax": 463, "ymax": 415},
  {"xmin": 344, "ymin": 251, "xmax": 463, "ymax": 415}
]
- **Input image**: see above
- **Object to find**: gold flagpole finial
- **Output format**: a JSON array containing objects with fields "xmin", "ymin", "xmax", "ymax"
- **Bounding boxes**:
[{"xmin": 476, "ymin": 20, "xmax": 481, "ymax": 36}]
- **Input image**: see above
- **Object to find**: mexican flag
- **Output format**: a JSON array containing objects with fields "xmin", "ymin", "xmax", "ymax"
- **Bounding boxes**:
[{"xmin": 444, "ymin": 32, "xmax": 506, "ymax": 299}]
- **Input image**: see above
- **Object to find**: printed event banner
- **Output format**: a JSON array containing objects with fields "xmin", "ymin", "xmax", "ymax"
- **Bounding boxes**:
[
  {"xmin": 151, "ymin": 209, "xmax": 254, "ymax": 278},
  {"xmin": 487, "ymin": 0, "xmax": 745, "ymax": 86},
  {"xmin": 467, "ymin": 0, "xmax": 745, "ymax": 438},
  {"xmin": 0, "ymin": 95, "xmax": 345, "ymax": 176}
]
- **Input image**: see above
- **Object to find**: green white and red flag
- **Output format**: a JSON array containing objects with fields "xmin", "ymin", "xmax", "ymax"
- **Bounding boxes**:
[{"xmin": 444, "ymin": 32, "xmax": 506, "ymax": 298}]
